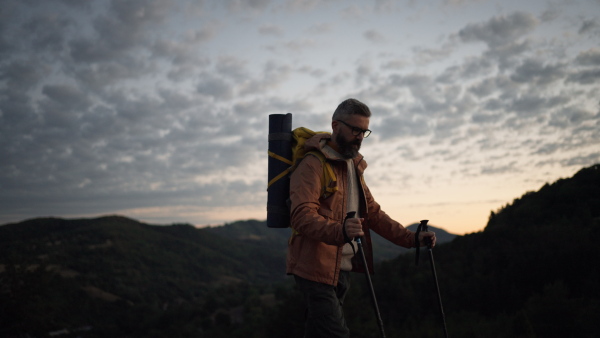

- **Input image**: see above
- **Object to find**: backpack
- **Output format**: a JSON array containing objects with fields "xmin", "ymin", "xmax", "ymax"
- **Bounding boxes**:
[{"xmin": 267, "ymin": 116, "xmax": 337, "ymax": 228}]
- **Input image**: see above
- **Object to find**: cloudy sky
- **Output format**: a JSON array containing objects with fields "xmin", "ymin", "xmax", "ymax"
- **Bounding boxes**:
[{"xmin": 1, "ymin": 0, "xmax": 599, "ymax": 234}]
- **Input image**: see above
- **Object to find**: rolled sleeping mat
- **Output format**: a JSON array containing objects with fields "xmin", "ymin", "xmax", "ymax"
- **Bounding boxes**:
[{"xmin": 267, "ymin": 113, "xmax": 292, "ymax": 228}]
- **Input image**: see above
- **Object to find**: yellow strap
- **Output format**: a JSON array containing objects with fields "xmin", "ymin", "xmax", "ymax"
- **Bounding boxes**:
[
  {"xmin": 268, "ymin": 167, "xmax": 291, "ymax": 189},
  {"xmin": 305, "ymin": 151, "xmax": 338, "ymax": 196},
  {"xmin": 268, "ymin": 150, "xmax": 293, "ymax": 166},
  {"xmin": 323, "ymin": 161, "xmax": 337, "ymax": 192},
  {"xmin": 289, "ymin": 227, "xmax": 300, "ymax": 244},
  {"xmin": 267, "ymin": 150, "xmax": 293, "ymax": 190}
]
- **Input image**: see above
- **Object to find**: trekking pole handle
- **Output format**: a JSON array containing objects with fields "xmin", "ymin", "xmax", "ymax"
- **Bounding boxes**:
[
  {"xmin": 344, "ymin": 211, "xmax": 362, "ymax": 243},
  {"xmin": 342, "ymin": 212, "xmax": 357, "ymax": 244},
  {"xmin": 415, "ymin": 219, "xmax": 430, "ymax": 265},
  {"xmin": 420, "ymin": 219, "xmax": 433, "ymax": 249},
  {"xmin": 420, "ymin": 219, "xmax": 429, "ymax": 232}
]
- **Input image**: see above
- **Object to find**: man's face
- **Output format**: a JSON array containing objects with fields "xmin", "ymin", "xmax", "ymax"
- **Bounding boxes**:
[{"xmin": 333, "ymin": 115, "xmax": 370, "ymax": 159}]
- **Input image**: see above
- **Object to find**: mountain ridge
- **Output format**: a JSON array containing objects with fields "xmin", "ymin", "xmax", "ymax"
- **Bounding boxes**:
[{"xmin": 1, "ymin": 163, "xmax": 598, "ymax": 337}]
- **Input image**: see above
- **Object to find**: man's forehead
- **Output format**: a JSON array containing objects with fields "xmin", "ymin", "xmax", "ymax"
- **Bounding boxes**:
[{"xmin": 345, "ymin": 114, "xmax": 370, "ymax": 126}]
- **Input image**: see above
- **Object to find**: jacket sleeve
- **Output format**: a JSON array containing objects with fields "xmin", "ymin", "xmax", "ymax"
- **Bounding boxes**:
[
  {"xmin": 362, "ymin": 176, "xmax": 416, "ymax": 248},
  {"xmin": 289, "ymin": 155, "xmax": 346, "ymax": 246}
]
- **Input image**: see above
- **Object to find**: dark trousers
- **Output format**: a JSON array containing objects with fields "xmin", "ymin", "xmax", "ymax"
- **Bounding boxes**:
[{"xmin": 294, "ymin": 271, "xmax": 351, "ymax": 338}]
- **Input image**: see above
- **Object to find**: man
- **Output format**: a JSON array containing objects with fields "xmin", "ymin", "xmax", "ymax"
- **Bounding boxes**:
[{"xmin": 287, "ymin": 98, "xmax": 436, "ymax": 337}]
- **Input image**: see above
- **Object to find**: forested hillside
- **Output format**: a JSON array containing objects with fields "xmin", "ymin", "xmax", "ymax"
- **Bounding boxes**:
[
  {"xmin": 204, "ymin": 218, "xmax": 456, "ymax": 263},
  {"xmin": 0, "ymin": 216, "xmax": 288, "ymax": 337},
  {"xmin": 267, "ymin": 164, "xmax": 600, "ymax": 337},
  {"xmin": 1, "ymin": 164, "xmax": 598, "ymax": 337}
]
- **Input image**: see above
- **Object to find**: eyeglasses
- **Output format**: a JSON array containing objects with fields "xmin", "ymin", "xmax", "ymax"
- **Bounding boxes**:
[{"xmin": 337, "ymin": 120, "xmax": 371, "ymax": 138}]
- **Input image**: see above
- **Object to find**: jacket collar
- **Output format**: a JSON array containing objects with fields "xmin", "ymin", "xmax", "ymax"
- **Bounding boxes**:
[{"xmin": 305, "ymin": 133, "xmax": 368, "ymax": 174}]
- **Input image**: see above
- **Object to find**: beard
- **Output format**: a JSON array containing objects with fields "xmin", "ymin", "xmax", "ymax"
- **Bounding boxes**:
[{"xmin": 335, "ymin": 133, "xmax": 361, "ymax": 159}]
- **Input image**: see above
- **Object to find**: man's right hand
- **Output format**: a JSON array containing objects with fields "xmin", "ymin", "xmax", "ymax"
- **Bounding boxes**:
[{"xmin": 344, "ymin": 217, "xmax": 365, "ymax": 238}]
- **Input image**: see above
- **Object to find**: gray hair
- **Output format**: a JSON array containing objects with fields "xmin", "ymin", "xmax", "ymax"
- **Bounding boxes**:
[{"xmin": 332, "ymin": 98, "xmax": 371, "ymax": 121}]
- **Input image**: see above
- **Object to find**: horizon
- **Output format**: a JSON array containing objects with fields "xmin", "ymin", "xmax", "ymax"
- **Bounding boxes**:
[
  {"xmin": 0, "ymin": 212, "xmax": 458, "ymax": 234},
  {"xmin": 3, "ymin": 162, "xmax": 596, "ymax": 235}
]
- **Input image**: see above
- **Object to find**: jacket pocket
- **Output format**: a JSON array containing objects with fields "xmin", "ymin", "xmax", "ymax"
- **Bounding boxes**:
[{"xmin": 317, "ymin": 207, "xmax": 334, "ymax": 220}]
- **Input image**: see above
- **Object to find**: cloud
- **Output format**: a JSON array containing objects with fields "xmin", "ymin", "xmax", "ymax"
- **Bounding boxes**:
[
  {"xmin": 364, "ymin": 29, "xmax": 386, "ymax": 43},
  {"xmin": 240, "ymin": 61, "xmax": 292, "ymax": 95},
  {"xmin": 85, "ymin": 1, "xmax": 169, "ymax": 55},
  {"xmin": 443, "ymin": 0, "xmax": 483, "ymax": 5},
  {"xmin": 467, "ymin": 75, "xmax": 517, "ymax": 99},
  {"xmin": 24, "ymin": 12, "xmax": 73, "ymax": 53},
  {"xmin": 413, "ymin": 45, "xmax": 457, "ymax": 66},
  {"xmin": 1, "ymin": 59, "xmax": 50, "ymax": 90},
  {"xmin": 259, "ymin": 23, "xmax": 284, "ymax": 36},
  {"xmin": 436, "ymin": 56, "xmax": 495, "ymax": 83},
  {"xmin": 510, "ymin": 58, "xmax": 566, "ymax": 85},
  {"xmin": 539, "ymin": 9, "xmax": 559, "ymax": 23},
  {"xmin": 224, "ymin": 0, "xmax": 272, "ymax": 12},
  {"xmin": 549, "ymin": 106, "xmax": 597, "ymax": 130},
  {"xmin": 480, "ymin": 161, "xmax": 520, "ymax": 175},
  {"xmin": 458, "ymin": 12, "xmax": 538, "ymax": 47},
  {"xmin": 566, "ymin": 68, "xmax": 600, "ymax": 85},
  {"xmin": 69, "ymin": 37, "xmax": 116, "ymax": 63},
  {"xmin": 578, "ymin": 18, "xmax": 599, "ymax": 35},
  {"xmin": 306, "ymin": 23, "xmax": 332, "ymax": 35},
  {"xmin": 470, "ymin": 111, "xmax": 503, "ymax": 125},
  {"xmin": 216, "ymin": 55, "xmax": 250, "ymax": 81},
  {"xmin": 563, "ymin": 152, "xmax": 600, "ymax": 166},
  {"xmin": 508, "ymin": 91, "xmax": 570, "ymax": 119},
  {"xmin": 575, "ymin": 48, "xmax": 600, "ymax": 66},
  {"xmin": 341, "ymin": 5, "xmax": 365, "ymax": 19},
  {"xmin": 266, "ymin": 31, "xmax": 321, "ymax": 55},
  {"xmin": 375, "ymin": 107, "xmax": 431, "ymax": 140},
  {"xmin": 196, "ymin": 73, "xmax": 235, "ymax": 99},
  {"xmin": 380, "ymin": 58, "xmax": 408, "ymax": 70},
  {"xmin": 42, "ymin": 84, "xmax": 92, "ymax": 111},
  {"xmin": 484, "ymin": 39, "xmax": 532, "ymax": 70}
]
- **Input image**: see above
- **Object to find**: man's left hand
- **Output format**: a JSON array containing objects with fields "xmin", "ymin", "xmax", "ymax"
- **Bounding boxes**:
[{"xmin": 418, "ymin": 231, "xmax": 436, "ymax": 247}]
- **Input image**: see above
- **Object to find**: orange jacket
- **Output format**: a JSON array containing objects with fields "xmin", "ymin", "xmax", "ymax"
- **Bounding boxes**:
[{"xmin": 286, "ymin": 133, "xmax": 416, "ymax": 286}]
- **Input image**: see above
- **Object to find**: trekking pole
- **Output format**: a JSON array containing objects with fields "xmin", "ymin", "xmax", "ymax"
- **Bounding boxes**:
[
  {"xmin": 415, "ymin": 220, "xmax": 449, "ymax": 338},
  {"xmin": 345, "ymin": 212, "xmax": 386, "ymax": 338}
]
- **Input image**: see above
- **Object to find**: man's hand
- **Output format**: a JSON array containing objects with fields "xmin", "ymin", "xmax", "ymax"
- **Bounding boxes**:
[
  {"xmin": 418, "ymin": 231, "xmax": 437, "ymax": 247},
  {"xmin": 344, "ymin": 217, "xmax": 364, "ymax": 239}
]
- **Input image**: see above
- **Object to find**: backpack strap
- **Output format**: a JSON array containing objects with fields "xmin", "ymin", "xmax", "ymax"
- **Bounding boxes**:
[
  {"xmin": 288, "ymin": 151, "xmax": 339, "ymax": 242},
  {"xmin": 267, "ymin": 148, "xmax": 338, "ymax": 198},
  {"xmin": 305, "ymin": 151, "xmax": 338, "ymax": 198},
  {"xmin": 267, "ymin": 151, "xmax": 293, "ymax": 189}
]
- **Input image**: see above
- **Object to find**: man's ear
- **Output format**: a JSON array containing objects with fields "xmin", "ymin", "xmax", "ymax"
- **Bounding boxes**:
[{"xmin": 331, "ymin": 120, "xmax": 339, "ymax": 133}]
